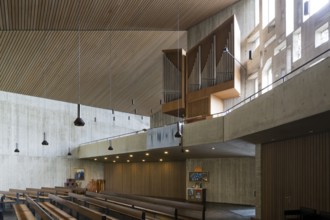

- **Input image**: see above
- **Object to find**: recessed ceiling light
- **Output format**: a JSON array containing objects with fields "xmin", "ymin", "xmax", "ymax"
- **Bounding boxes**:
[
  {"xmin": 164, "ymin": 151, "xmax": 168, "ymax": 154},
  {"xmin": 145, "ymin": 153, "xmax": 149, "ymax": 156},
  {"xmin": 185, "ymin": 149, "xmax": 190, "ymax": 153},
  {"xmin": 142, "ymin": 159, "xmax": 145, "ymax": 162},
  {"xmin": 113, "ymin": 160, "xmax": 116, "ymax": 163},
  {"xmin": 129, "ymin": 154, "xmax": 133, "ymax": 158},
  {"xmin": 211, "ymin": 147, "xmax": 215, "ymax": 150},
  {"xmin": 104, "ymin": 157, "xmax": 108, "ymax": 160},
  {"xmin": 116, "ymin": 156, "xmax": 119, "ymax": 159},
  {"xmin": 94, "ymin": 158, "xmax": 98, "ymax": 161},
  {"xmin": 127, "ymin": 160, "xmax": 130, "ymax": 163},
  {"xmin": 159, "ymin": 159, "xmax": 163, "ymax": 162}
]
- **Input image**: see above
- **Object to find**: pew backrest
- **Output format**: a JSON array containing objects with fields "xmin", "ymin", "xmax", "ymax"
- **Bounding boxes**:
[
  {"xmin": 48, "ymin": 194, "xmax": 107, "ymax": 220},
  {"xmin": 86, "ymin": 191, "xmax": 177, "ymax": 219},
  {"xmin": 26, "ymin": 196, "xmax": 54, "ymax": 220},
  {"xmin": 69, "ymin": 193, "xmax": 145, "ymax": 220}
]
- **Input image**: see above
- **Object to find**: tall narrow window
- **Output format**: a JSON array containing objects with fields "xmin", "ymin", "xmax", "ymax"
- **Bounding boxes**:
[
  {"xmin": 262, "ymin": 0, "xmax": 275, "ymax": 28},
  {"xmin": 303, "ymin": 0, "xmax": 329, "ymax": 22},
  {"xmin": 286, "ymin": 0, "xmax": 294, "ymax": 36},
  {"xmin": 262, "ymin": 58, "xmax": 272, "ymax": 94},
  {"xmin": 292, "ymin": 28, "xmax": 302, "ymax": 62},
  {"xmin": 315, "ymin": 22, "xmax": 329, "ymax": 48},
  {"xmin": 255, "ymin": 0, "xmax": 260, "ymax": 27}
]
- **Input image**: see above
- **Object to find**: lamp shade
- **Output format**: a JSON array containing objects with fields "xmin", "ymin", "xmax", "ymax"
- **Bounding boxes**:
[
  {"xmin": 14, "ymin": 143, "xmax": 20, "ymax": 153},
  {"xmin": 74, "ymin": 104, "xmax": 85, "ymax": 126},
  {"xmin": 174, "ymin": 121, "xmax": 182, "ymax": 138},
  {"xmin": 108, "ymin": 140, "xmax": 113, "ymax": 150},
  {"xmin": 42, "ymin": 132, "xmax": 49, "ymax": 145}
]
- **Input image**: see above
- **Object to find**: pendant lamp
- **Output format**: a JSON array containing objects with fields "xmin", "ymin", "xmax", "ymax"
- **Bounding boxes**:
[
  {"xmin": 74, "ymin": 0, "xmax": 85, "ymax": 127},
  {"xmin": 14, "ymin": 143, "xmax": 20, "ymax": 153},
  {"xmin": 108, "ymin": 139, "xmax": 113, "ymax": 151},
  {"xmin": 42, "ymin": 132, "xmax": 49, "ymax": 145}
]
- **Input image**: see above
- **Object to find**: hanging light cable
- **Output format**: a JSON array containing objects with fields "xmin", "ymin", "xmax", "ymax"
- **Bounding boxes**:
[
  {"xmin": 74, "ymin": 0, "xmax": 85, "ymax": 126},
  {"xmin": 175, "ymin": 0, "xmax": 183, "ymax": 138}
]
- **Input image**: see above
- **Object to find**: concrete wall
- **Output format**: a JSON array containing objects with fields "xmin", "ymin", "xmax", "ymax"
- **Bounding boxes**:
[
  {"xmin": 224, "ymin": 57, "xmax": 330, "ymax": 141},
  {"xmin": 186, "ymin": 158, "xmax": 255, "ymax": 205},
  {"xmin": 0, "ymin": 91, "xmax": 149, "ymax": 190}
]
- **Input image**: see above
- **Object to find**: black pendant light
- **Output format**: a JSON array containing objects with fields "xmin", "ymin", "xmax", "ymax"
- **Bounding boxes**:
[
  {"xmin": 14, "ymin": 143, "xmax": 20, "ymax": 153},
  {"xmin": 108, "ymin": 139, "xmax": 113, "ymax": 151},
  {"xmin": 74, "ymin": 0, "xmax": 85, "ymax": 127},
  {"xmin": 74, "ymin": 104, "xmax": 85, "ymax": 126},
  {"xmin": 175, "ymin": 121, "xmax": 183, "ymax": 138},
  {"xmin": 67, "ymin": 147, "xmax": 72, "ymax": 156},
  {"xmin": 42, "ymin": 132, "xmax": 49, "ymax": 145}
]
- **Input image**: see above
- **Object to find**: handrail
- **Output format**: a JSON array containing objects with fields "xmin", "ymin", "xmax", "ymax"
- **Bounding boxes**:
[
  {"xmin": 187, "ymin": 48, "xmax": 330, "ymax": 120},
  {"xmin": 79, "ymin": 49, "xmax": 329, "ymax": 147}
]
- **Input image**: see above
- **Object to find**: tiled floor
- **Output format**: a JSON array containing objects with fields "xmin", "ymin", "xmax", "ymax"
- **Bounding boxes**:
[{"xmin": 2, "ymin": 202, "xmax": 255, "ymax": 220}]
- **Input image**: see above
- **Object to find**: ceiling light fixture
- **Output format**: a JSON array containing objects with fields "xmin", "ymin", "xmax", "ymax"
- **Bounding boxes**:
[
  {"xmin": 67, "ymin": 147, "xmax": 72, "ymax": 156},
  {"xmin": 174, "ymin": 2, "xmax": 183, "ymax": 139},
  {"xmin": 14, "ymin": 143, "xmax": 20, "ymax": 153},
  {"xmin": 175, "ymin": 121, "xmax": 183, "ymax": 138},
  {"xmin": 74, "ymin": 0, "xmax": 85, "ymax": 127},
  {"xmin": 108, "ymin": 139, "xmax": 113, "ymax": 150},
  {"xmin": 42, "ymin": 132, "xmax": 49, "ymax": 146}
]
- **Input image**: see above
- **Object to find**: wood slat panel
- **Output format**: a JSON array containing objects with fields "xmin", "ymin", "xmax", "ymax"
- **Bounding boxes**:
[
  {"xmin": 104, "ymin": 161, "xmax": 185, "ymax": 199},
  {"xmin": 0, "ymin": 0, "xmax": 239, "ymax": 116},
  {"xmin": 261, "ymin": 131, "xmax": 330, "ymax": 220},
  {"xmin": 0, "ymin": 0, "xmax": 239, "ymax": 31}
]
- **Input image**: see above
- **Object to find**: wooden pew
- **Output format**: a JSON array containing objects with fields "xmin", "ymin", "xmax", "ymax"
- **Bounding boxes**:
[
  {"xmin": 48, "ymin": 194, "xmax": 111, "ymax": 220},
  {"xmin": 39, "ymin": 202, "xmax": 76, "ymax": 220},
  {"xmin": 25, "ymin": 188, "xmax": 50, "ymax": 201},
  {"xmin": 101, "ymin": 192, "xmax": 205, "ymax": 220},
  {"xmin": 26, "ymin": 196, "xmax": 53, "ymax": 220},
  {"xmin": 1, "ymin": 190, "xmax": 25, "ymax": 203},
  {"xmin": 69, "ymin": 193, "xmax": 145, "ymax": 220},
  {"xmin": 13, "ymin": 203, "xmax": 35, "ymax": 220},
  {"xmin": 85, "ymin": 191, "xmax": 177, "ymax": 220}
]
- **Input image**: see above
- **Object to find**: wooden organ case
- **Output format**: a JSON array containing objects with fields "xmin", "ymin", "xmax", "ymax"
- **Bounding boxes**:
[{"xmin": 162, "ymin": 15, "xmax": 241, "ymax": 121}]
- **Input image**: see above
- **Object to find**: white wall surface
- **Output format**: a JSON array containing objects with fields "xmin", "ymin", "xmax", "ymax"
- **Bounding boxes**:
[{"xmin": 0, "ymin": 91, "xmax": 149, "ymax": 190}]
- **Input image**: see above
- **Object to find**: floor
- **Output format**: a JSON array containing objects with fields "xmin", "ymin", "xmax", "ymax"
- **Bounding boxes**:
[{"xmin": 1, "ymin": 202, "xmax": 255, "ymax": 220}]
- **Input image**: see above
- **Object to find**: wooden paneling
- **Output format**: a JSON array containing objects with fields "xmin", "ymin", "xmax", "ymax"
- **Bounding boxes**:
[
  {"xmin": 186, "ymin": 158, "xmax": 255, "ymax": 205},
  {"xmin": 261, "ymin": 131, "xmax": 330, "ymax": 220},
  {"xmin": 0, "ymin": 0, "xmax": 238, "ymax": 116},
  {"xmin": 104, "ymin": 161, "xmax": 186, "ymax": 199}
]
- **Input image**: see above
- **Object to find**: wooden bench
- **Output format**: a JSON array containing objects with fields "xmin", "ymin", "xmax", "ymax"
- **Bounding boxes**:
[
  {"xmin": 69, "ymin": 193, "xmax": 145, "ymax": 220},
  {"xmin": 86, "ymin": 191, "xmax": 177, "ymax": 220},
  {"xmin": 13, "ymin": 203, "xmax": 35, "ymax": 220},
  {"xmin": 48, "ymin": 194, "xmax": 112, "ymax": 220},
  {"xmin": 101, "ymin": 192, "xmax": 205, "ymax": 220},
  {"xmin": 0, "ymin": 190, "xmax": 25, "ymax": 203},
  {"xmin": 39, "ymin": 202, "xmax": 76, "ymax": 220},
  {"xmin": 26, "ymin": 196, "xmax": 54, "ymax": 220}
]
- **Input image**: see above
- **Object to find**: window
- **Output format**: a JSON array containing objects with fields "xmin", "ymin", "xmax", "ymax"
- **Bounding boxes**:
[
  {"xmin": 286, "ymin": 0, "xmax": 294, "ymax": 36},
  {"xmin": 315, "ymin": 22, "xmax": 329, "ymax": 47},
  {"xmin": 262, "ymin": 58, "xmax": 272, "ymax": 94},
  {"xmin": 303, "ymin": 0, "xmax": 329, "ymax": 22},
  {"xmin": 292, "ymin": 28, "xmax": 302, "ymax": 62},
  {"xmin": 255, "ymin": 0, "xmax": 260, "ymax": 27},
  {"xmin": 262, "ymin": 0, "xmax": 275, "ymax": 28}
]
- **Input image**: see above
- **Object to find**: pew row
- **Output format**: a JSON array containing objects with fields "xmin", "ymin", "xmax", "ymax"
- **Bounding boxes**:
[
  {"xmin": 85, "ymin": 191, "xmax": 177, "ymax": 220},
  {"xmin": 38, "ymin": 202, "xmax": 76, "ymax": 220},
  {"xmin": 68, "ymin": 193, "xmax": 146, "ymax": 220},
  {"xmin": 26, "ymin": 196, "xmax": 53, "ymax": 220},
  {"xmin": 48, "ymin": 194, "xmax": 113, "ymax": 220},
  {"xmin": 101, "ymin": 191, "xmax": 205, "ymax": 220}
]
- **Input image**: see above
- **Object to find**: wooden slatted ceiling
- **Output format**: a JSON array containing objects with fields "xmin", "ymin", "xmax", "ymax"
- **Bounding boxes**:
[
  {"xmin": 0, "ymin": 0, "xmax": 239, "ymax": 31},
  {"xmin": 0, "ymin": 0, "xmax": 239, "ymax": 116}
]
